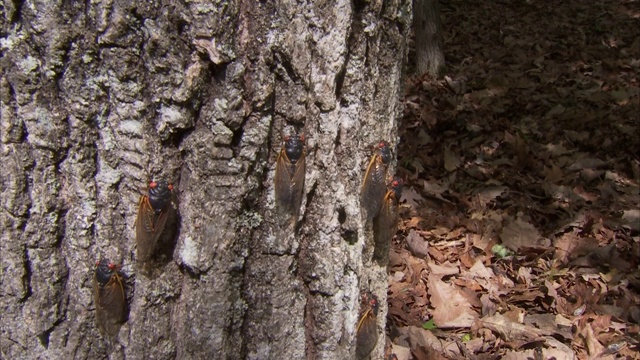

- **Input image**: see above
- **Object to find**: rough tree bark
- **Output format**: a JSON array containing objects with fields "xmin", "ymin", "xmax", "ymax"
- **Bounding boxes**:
[
  {"xmin": 0, "ymin": 1, "xmax": 410, "ymax": 359},
  {"xmin": 414, "ymin": 0, "xmax": 444, "ymax": 76}
]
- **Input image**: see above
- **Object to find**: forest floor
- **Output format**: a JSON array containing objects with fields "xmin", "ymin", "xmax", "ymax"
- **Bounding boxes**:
[{"xmin": 388, "ymin": 0, "xmax": 640, "ymax": 359}]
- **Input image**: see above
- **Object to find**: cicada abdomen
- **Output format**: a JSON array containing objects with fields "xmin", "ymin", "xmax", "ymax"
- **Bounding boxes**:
[
  {"xmin": 274, "ymin": 134, "xmax": 306, "ymax": 227},
  {"xmin": 372, "ymin": 178, "xmax": 403, "ymax": 265},
  {"xmin": 135, "ymin": 180, "xmax": 175, "ymax": 269},
  {"xmin": 360, "ymin": 141, "xmax": 392, "ymax": 221},
  {"xmin": 93, "ymin": 259, "xmax": 126, "ymax": 337},
  {"xmin": 356, "ymin": 292, "xmax": 379, "ymax": 360}
]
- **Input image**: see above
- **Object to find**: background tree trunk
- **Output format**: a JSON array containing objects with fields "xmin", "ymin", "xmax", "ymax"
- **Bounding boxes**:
[
  {"xmin": 0, "ymin": 1, "xmax": 410, "ymax": 359},
  {"xmin": 414, "ymin": 0, "xmax": 445, "ymax": 76}
]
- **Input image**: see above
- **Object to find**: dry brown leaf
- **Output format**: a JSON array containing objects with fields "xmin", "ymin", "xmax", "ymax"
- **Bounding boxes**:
[
  {"xmin": 475, "ymin": 186, "xmax": 508, "ymax": 206},
  {"xmin": 622, "ymin": 209, "xmax": 640, "ymax": 232},
  {"xmin": 444, "ymin": 145, "xmax": 461, "ymax": 172},
  {"xmin": 567, "ymin": 158, "xmax": 608, "ymax": 171},
  {"xmin": 546, "ymin": 104, "xmax": 566, "ymax": 117},
  {"xmin": 480, "ymin": 313, "xmax": 549, "ymax": 342},
  {"xmin": 389, "ymin": 343, "xmax": 412, "ymax": 360},
  {"xmin": 401, "ymin": 186, "xmax": 423, "ymax": 210},
  {"xmin": 404, "ymin": 326, "xmax": 460, "ymax": 359},
  {"xmin": 579, "ymin": 323, "xmax": 606, "ymax": 357},
  {"xmin": 406, "ymin": 229, "xmax": 429, "ymax": 258},
  {"xmin": 543, "ymin": 163, "xmax": 564, "ymax": 182},
  {"xmin": 467, "ymin": 261, "xmax": 494, "ymax": 280},
  {"xmin": 428, "ymin": 274, "xmax": 478, "ymax": 328},
  {"xmin": 516, "ymin": 266, "xmax": 532, "ymax": 287},
  {"xmin": 499, "ymin": 217, "xmax": 544, "ymax": 252},
  {"xmin": 428, "ymin": 262, "xmax": 460, "ymax": 276}
]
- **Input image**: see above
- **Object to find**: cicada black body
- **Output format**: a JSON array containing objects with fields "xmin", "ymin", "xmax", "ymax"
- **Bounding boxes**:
[
  {"xmin": 372, "ymin": 178, "xmax": 403, "ymax": 265},
  {"xmin": 135, "ymin": 180, "xmax": 175, "ymax": 269},
  {"xmin": 93, "ymin": 259, "xmax": 125, "ymax": 337},
  {"xmin": 356, "ymin": 292, "xmax": 379, "ymax": 359},
  {"xmin": 361, "ymin": 141, "xmax": 392, "ymax": 221},
  {"xmin": 274, "ymin": 134, "xmax": 306, "ymax": 227}
]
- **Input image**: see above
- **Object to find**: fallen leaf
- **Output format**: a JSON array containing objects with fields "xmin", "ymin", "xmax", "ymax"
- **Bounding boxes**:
[
  {"xmin": 467, "ymin": 261, "xmax": 494, "ymax": 280},
  {"xmin": 428, "ymin": 275, "xmax": 478, "ymax": 328},
  {"xmin": 567, "ymin": 158, "xmax": 607, "ymax": 171},
  {"xmin": 499, "ymin": 217, "xmax": 544, "ymax": 252},
  {"xmin": 475, "ymin": 186, "xmax": 508, "ymax": 205},
  {"xmin": 444, "ymin": 145, "xmax": 461, "ymax": 172},
  {"xmin": 480, "ymin": 313, "xmax": 549, "ymax": 342},
  {"xmin": 401, "ymin": 186, "xmax": 423, "ymax": 210},
  {"xmin": 621, "ymin": 209, "xmax": 640, "ymax": 231},
  {"xmin": 579, "ymin": 323, "xmax": 605, "ymax": 357},
  {"xmin": 428, "ymin": 262, "xmax": 460, "ymax": 276},
  {"xmin": 406, "ymin": 229, "xmax": 429, "ymax": 258},
  {"xmin": 403, "ymin": 326, "xmax": 460, "ymax": 359},
  {"xmin": 546, "ymin": 104, "xmax": 565, "ymax": 117}
]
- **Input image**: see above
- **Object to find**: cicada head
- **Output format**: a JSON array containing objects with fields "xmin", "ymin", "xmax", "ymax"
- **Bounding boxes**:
[
  {"xmin": 376, "ymin": 141, "xmax": 392, "ymax": 165},
  {"xmin": 368, "ymin": 294, "xmax": 379, "ymax": 316},
  {"xmin": 148, "ymin": 180, "xmax": 173, "ymax": 213},
  {"xmin": 284, "ymin": 134, "xmax": 305, "ymax": 164},
  {"xmin": 95, "ymin": 259, "xmax": 117, "ymax": 285},
  {"xmin": 389, "ymin": 178, "xmax": 403, "ymax": 200}
]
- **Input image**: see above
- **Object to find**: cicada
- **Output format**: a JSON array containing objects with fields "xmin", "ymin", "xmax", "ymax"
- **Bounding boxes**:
[
  {"xmin": 93, "ymin": 259, "xmax": 125, "ymax": 337},
  {"xmin": 372, "ymin": 178, "xmax": 402, "ymax": 265},
  {"xmin": 356, "ymin": 292, "xmax": 379, "ymax": 359},
  {"xmin": 274, "ymin": 134, "xmax": 306, "ymax": 227},
  {"xmin": 135, "ymin": 180, "xmax": 175, "ymax": 268},
  {"xmin": 360, "ymin": 141, "xmax": 392, "ymax": 221}
]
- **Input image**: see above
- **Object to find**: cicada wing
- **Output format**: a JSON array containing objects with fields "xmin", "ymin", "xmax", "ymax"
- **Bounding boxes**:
[
  {"xmin": 372, "ymin": 191, "xmax": 398, "ymax": 264},
  {"xmin": 135, "ymin": 196, "xmax": 157, "ymax": 262},
  {"xmin": 275, "ymin": 149, "xmax": 306, "ymax": 226},
  {"xmin": 274, "ymin": 149, "xmax": 294, "ymax": 215},
  {"xmin": 136, "ymin": 195, "xmax": 173, "ymax": 261},
  {"xmin": 93, "ymin": 273, "xmax": 125, "ymax": 337},
  {"xmin": 355, "ymin": 309, "xmax": 379, "ymax": 359},
  {"xmin": 288, "ymin": 150, "xmax": 306, "ymax": 225},
  {"xmin": 360, "ymin": 154, "xmax": 388, "ymax": 221},
  {"xmin": 151, "ymin": 204, "xmax": 171, "ymax": 244}
]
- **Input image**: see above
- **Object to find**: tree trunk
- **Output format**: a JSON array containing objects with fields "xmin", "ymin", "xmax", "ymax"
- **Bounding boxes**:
[
  {"xmin": 0, "ymin": 1, "xmax": 410, "ymax": 359},
  {"xmin": 414, "ymin": 0, "xmax": 445, "ymax": 76}
]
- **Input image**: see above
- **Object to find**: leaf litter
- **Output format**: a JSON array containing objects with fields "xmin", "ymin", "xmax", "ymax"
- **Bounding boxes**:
[{"xmin": 387, "ymin": 0, "xmax": 640, "ymax": 359}]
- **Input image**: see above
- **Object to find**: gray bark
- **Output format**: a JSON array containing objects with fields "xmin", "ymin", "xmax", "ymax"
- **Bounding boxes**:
[
  {"xmin": 414, "ymin": 0, "xmax": 444, "ymax": 76},
  {"xmin": 0, "ymin": 0, "xmax": 410, "ymax": 359}
]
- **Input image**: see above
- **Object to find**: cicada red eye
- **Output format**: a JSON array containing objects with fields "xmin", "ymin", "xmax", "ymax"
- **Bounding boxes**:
[
  {"xmin": 274, "ymin": 134, "xmax": 306, "ymax": 227},
  {"xmin": 149, "ymin": 181, "xmax": 157, "ymax": 189},
  {"xmin": 93, "ymin": 259, "xmax": 126, "ymax": 337},
  {"xmin": 168, "ymin": 183, "xmax": 174, "ymax": 191}
]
